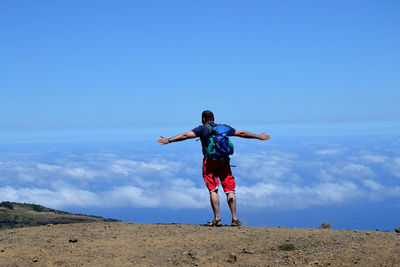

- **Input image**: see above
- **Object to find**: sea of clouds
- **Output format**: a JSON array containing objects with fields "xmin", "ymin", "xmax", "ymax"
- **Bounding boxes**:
[{"xmin": 1, "ymin": 135, "xmax": 400, "ymax": 218}]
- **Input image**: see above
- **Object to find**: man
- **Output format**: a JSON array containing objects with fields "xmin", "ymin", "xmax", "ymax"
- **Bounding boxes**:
[{"xmin": 158, "ymin": 110, "xmax": 270, "ymax": 226}]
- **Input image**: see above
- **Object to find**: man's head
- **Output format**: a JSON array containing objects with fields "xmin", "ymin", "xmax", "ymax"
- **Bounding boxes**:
[{"xmin": 202, "ymin": 110, "xmax": 214, "ymax": 124}]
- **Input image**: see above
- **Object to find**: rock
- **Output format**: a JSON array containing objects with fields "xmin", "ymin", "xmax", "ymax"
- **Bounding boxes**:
[
  {"xmin": 395, "ymin": 227, "xmax": 400, "ymax": 233},
  {"xmin": 69, "ymin": 238, "xmax": 78, "ymax": 243},
  {"xmin": 188, "ymin": 250, "xmax": 198, "ymax": 260},
  {"xmin": 242, "ymin": 248, "xmax": 255, "ymax": 254},
  {"xmin": 228, "ymin": 253, "xmax": 237, "ymax": 263},
  {"xmin": 167, "ymin": 259, "xmax": 177, "ymax": 265},
  {"xmin": 318, "ymin": 222, "xmax": 331, "ymax": 229}
]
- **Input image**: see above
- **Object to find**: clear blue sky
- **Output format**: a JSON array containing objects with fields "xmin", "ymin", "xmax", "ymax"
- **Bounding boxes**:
[{"xmin": 1, "ymin": 0, "xmax": 399, "ymax": 131}]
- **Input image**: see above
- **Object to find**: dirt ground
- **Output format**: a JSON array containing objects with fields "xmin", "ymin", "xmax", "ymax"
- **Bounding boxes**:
[{"xmin": 1, "ymin": 222, "xmax": 399, "ymax": 266}]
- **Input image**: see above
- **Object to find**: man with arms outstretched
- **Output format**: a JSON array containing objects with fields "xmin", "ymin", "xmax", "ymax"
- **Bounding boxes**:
[{"xmin": 158, "ymin": 110, "xmax": 270, "ymax": 226}]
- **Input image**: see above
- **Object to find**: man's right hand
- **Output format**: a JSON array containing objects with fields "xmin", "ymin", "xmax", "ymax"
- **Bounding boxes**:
[
  {"xmin": 158, "ymin": 136, "xmax": 169, "ymax": 145},
  {"xmin": 258, "ymin": 133, "xmax": 271, "ymax": 140}
]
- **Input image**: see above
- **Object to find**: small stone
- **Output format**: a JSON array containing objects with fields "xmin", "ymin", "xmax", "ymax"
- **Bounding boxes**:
[
  {"xmin": 228, "ymin": 253, "xmax": 237, "ymax": 263},
  {"xmin": 31, "ymin": 257, "xmax": 39, "ymax": 263},
  {"xmin": 318, "ymin": 222, "xmax": 331, "ymax": 229},
  {"xmin": 188, "ymin": 250, "xmax": 198, "ymax": 259},
  {"xmin": 167, "ymin": 259, "xmax": 177, "ymax": 264},
  {"xmin": 395, "ymin": 227, "xmax": 400, "ymax": 233},
  {"xmin": 69, "ymin": 238, "xmax": 78, "ymax": 243},
  {"xmin": 242, "ymin": 248, "xmax": 255, "ymax": 254},
  {"xmin": 0, "ymin": 249, "xmax": 4, "ymax": 252}
]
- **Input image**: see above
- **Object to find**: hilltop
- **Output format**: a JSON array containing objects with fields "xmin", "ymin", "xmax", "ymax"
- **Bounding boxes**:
[
  {"xmin": 0, "ymin": 201, "xmax": 117, "ymax": 230},
  {"xmin": 1, "ymin": 221, "xmax": 399, "ymax": 266}
]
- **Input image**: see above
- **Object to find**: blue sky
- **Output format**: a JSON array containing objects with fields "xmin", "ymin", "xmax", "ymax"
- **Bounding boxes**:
[
  {"xmin": 1, "ymin": 1, "xmax": 400, "ymax": 230},
  {"xmin": 1, "ymin": 0, "xmax": 399, "ymax": 130}
]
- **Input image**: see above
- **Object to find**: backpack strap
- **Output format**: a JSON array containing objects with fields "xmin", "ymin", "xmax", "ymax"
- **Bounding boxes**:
[{"xmin": 204, "ymin": 123, "xmax": 213, "ymax": 132}]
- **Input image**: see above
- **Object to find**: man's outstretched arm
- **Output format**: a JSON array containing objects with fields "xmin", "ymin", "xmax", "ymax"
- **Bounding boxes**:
[
  {"xmin": 158, "ymin": 131, "xmax": 197, "ymax": 145},
  {"xmin": 233, "ymin": 130, "xmax": 271, "ymax": 140}
]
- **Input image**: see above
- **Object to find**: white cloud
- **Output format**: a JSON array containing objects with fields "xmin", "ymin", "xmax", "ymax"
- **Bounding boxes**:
[
  {"xmin": 237, "ymin": 181, "xmax": 363, "ymax": 209},
  {"xmin": 162, "ymin": 189, "xmax": 208, "ymax": 209},
  {"xmin": 64, "ymin": 167, "xmax": 98, "ymax": 179},
  {"xmin": 344, "ymin": 163, "xmax": 374, "ymax": 175},
  {"xmin": 388, "ymin": 186, "xmax": 400, "ymax": 196},
  {"xmin": 388, "ymin": 157, "xmax": 400, "ymax": 178},
  {"xmin": 104, "ymin": 186, "xmax": 160, "ymax": 208},
  {"xmin": 313, "ymin": 182, "xmax": 362, "ymax": 204},
  {"xmin": 318, "ymin": 169, "xmax": 334, "ymax": 182},
  {"xmin": 169, "ymin": 178, "xmax": 196, "ymax": 188},
  {"xmin": 315, "ymin": 149, "xmax": 341, "ymax": 155},
  {"xmin": 112, "ymin": 159, "xmax": 171, "ymax": 171},
  {"xmin": 328, "ymin": 163, "xmax": 375, "ymax": 179},
  {"xmin": 37, "ymin": 163, "xmax": 61, "ymax": 172},
  {"xmin": 0, "ymin": 184, "xmax": 208, "ymax": 210},
  {"xmin": 0, "ymin": 186, "xmax": 18, "ymax": 201},
  {"xmin": 234, "ymin": 154, "xmax": 293, "ymax": 181},
  {"xmin": 14, "ymin": 166, "xmax": 25, "ymax": 172},
  {"xmin": 0, "ymin": 186, "xmax": 100, "ymax": 209},
  {"xmin": 363, "ymin": 180, "xmax": 384, "ymax": 191},
  {"xmin": 362, "ymin": 155, "xmax": 388, "ymax": 163},
  {"xmin": 17, "ymin": 173, "xmax": 35, "ymax": 182},
  {"xmin": 109, "ymin": 159, "xmax": 183, "ymax": 179}
]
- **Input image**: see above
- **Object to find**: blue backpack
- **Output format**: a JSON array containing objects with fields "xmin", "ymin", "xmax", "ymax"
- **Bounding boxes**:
[{"xmin": 205, "ymin": 124, "xmax": 234, "ymax": 160}]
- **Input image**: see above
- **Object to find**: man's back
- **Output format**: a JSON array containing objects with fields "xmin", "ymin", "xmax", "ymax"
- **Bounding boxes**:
[{"xmin": 192, "ymin": 122, "xmax": 235, "ymax": 157}]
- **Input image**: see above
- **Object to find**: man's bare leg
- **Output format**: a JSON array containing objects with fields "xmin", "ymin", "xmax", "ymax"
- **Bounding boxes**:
[
  {"xmin": 226, "ymin": 192, "xmax": 238, "ymax": 220},
  {"xmin": 210, "ymin": 191, "xmax": 220, "ymax": 220}
]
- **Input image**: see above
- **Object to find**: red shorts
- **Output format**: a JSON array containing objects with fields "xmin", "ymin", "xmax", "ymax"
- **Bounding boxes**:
[{"xmin": 202, "ymin": 157, "xmax": 235, "ymax": 194}]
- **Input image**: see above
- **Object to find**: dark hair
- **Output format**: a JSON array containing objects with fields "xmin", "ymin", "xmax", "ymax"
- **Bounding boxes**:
[{"xmin": 202, "ymin": 110, "xmax": 214, "ymax": 123}]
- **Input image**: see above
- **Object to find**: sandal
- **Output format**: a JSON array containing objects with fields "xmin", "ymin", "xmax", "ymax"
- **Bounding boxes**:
[
  {"xmin": 207, "ymin": 218, "xmax": 222, "ymax": 227},
  {"xmin": 231, "ymin": 219, "xmax": 241, "ymax": 227}
]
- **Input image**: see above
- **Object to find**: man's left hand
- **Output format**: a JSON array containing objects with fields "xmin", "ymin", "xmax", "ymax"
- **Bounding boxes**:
[{"xmin": 258, "ymin": 133, "xmax": 271, "ymax": 140}]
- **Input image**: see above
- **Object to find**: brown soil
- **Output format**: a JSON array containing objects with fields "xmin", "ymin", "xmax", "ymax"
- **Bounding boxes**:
[{"xmin": 0, "ymin": 222, "xmax": 399, "ymax": 266}]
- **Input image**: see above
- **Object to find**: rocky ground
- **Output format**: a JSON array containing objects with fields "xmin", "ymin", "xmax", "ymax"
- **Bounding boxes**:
[{"xmin": 1, "ymin": 222, "xmax": 399, "ymax": 266}]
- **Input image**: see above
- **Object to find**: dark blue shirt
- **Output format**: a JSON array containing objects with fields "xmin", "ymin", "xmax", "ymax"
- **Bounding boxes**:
[{"xmin": 192, "ymin": 122, "xmax": 236, "ymax": 157}]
